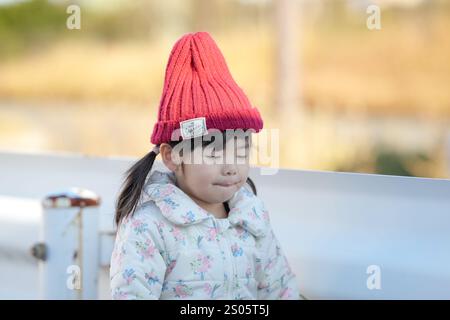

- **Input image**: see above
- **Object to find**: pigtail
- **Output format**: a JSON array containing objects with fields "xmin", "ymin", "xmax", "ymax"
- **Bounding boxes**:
[
  {"xmin": 114, "ymin": 146, "xmax": 160, "ymax": 226},
  {"xmin": 246, "ymin": 177, "xmax": 257, "ymax": 196}
]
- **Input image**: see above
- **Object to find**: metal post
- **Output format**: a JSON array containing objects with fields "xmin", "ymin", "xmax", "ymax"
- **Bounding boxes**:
[{"xmin": 31, "ymin": 188, "xmax": 101, "ymax": 299}]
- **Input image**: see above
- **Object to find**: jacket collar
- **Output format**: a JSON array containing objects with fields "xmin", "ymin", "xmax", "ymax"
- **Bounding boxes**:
[{"xmin": 140, "ymin": 170, "xmax": 270, "ymax": 237}]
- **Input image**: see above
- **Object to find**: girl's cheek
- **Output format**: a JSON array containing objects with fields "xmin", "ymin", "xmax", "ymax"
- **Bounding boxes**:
[
  {"xmin": 238, "ymin": 162, "xmax": 250, "ymax": 173},
  {"xmin": 194, "ymin": 164, "xmax": 221, "ymax": 182}
]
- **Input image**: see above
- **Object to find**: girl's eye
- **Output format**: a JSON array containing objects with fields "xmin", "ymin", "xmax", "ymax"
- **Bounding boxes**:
[{"xmin": 206, "ymin": 154, "xmax": 222, "ymax": 158}]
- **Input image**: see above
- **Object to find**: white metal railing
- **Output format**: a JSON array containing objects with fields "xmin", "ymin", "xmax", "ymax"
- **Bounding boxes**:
[{"xmin": 0, "ymin": 150, "xmax": 450, "ymax": 299}]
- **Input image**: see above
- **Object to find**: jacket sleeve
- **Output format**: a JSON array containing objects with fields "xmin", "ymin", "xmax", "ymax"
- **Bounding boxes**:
[
  {"xmin": 110, "ymin": 205, "xmax": 167, "ymax": 299},
  {"xmin": 256, "ymin": 227, "xmax": 302, "ymax": 300}
]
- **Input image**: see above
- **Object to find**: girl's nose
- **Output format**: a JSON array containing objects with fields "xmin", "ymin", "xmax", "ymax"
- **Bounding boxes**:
[{"xmin": 223, "ymin": 164, "xmax": 237, "ymax": 176}]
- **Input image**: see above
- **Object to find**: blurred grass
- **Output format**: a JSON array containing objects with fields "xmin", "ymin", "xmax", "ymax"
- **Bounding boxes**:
[
  {"xmin": 302, "ymin": 7, "xmax": 450, "ymax": 118},
  {"xmin": 0, "ymin": 2, "xmax": 449, "ymax": 118},
  {"xmin": 0, "ymin": 0, "xmax": 449, "ymax": 178}
]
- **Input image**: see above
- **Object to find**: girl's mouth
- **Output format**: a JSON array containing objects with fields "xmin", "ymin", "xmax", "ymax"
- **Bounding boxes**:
[{"xmin": 214, "ymin": 181, "xmax": 239, "ymax": 187}]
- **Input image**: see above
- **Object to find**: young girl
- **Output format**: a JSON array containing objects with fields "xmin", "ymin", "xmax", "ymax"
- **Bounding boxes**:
[{"xmin": 110, "ymin": 32, "xmax": 300, "ymax": 300}]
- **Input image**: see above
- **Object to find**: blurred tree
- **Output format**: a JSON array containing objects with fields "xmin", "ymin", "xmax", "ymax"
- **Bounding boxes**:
[
  {"xmin": 0, "ymin": 0, "xmax": 66, "ymax": 57},
  {"xmin": 274, "ymin": 0, "xmax": 302, "ymax": 123},
  {"xmin": 374, "ymin": 149, "xmax": 414, "ymax": 176}
]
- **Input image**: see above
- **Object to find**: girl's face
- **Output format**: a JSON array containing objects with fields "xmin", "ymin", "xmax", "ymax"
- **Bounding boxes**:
[{"xmin": 161, "ymin": 133, "xmax": 251, "ymax": 205}]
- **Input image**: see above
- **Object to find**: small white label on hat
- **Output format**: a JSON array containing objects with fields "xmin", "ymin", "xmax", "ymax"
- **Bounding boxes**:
[{"xmin": 180, "ymin": 117, "xmax": 208, "ymax": 139}]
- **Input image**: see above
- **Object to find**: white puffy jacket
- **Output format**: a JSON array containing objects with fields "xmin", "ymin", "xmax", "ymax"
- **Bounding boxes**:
[{"xmin": 110, "ymin": 170, "xmax": 300, "ymax": 299}]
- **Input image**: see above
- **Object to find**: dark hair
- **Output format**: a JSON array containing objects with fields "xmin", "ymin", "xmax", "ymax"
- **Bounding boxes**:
[{"xmin": 115, "ymin": 132, "xmax": 257, "ymax": 226}]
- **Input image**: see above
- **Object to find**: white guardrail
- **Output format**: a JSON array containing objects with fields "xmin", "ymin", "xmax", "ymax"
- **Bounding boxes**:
[{"xmin": 0, "ymin": 150, "xmax": 449, "ymax": 299}]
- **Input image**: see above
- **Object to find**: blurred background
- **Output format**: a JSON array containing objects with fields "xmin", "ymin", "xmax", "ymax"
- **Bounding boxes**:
[
  {"xmin": 0, "ymin": 0, "xmax": 449, "ymax": 177},
  {"xmin": 1, "ymin": 0, "xmax": 450, "ymax": 300}
]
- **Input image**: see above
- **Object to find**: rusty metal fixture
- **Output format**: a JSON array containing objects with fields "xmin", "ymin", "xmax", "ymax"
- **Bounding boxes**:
[
  {"xmin": 31, "ymin": 242, "xmax": 48, "ymax": 261},
  {"xmin": 42, "ymin": 187, "xmax": 101, "ymax": 209}
]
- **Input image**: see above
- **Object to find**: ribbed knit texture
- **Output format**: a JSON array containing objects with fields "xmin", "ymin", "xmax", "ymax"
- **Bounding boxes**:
[{"xmin": 150, "ymin": 31, "xmax": 264, "ymax": 145}]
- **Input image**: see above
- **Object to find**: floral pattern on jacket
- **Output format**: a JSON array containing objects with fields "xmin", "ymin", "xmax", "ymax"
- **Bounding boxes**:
[{"xmin": 110, "ymin": 170, "xmax": 301, "ymax": 300}]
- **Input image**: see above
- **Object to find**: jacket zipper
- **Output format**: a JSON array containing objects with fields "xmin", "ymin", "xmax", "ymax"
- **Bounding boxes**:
[{"xmin": 222, "ymin": 223, "xmax": 237, "ymax": 299}]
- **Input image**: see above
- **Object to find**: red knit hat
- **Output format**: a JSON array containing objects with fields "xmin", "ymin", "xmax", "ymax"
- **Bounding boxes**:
[{"xmin": 150, "ymin": 31, "xmax": 264, "ymax": 145}]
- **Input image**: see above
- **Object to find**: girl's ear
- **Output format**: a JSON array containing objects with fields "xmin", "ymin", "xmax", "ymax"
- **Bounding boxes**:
[{"xmin": 160, "ymin": 143, "xmax": 181, "ymax": 172}]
